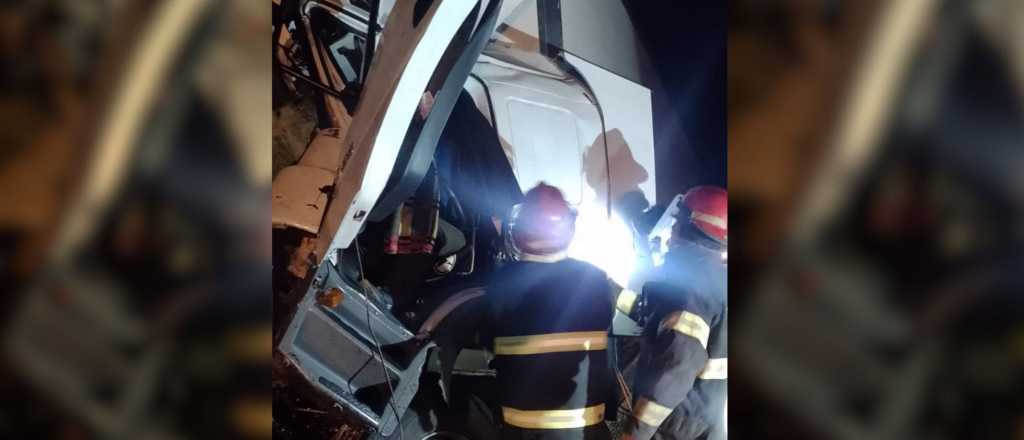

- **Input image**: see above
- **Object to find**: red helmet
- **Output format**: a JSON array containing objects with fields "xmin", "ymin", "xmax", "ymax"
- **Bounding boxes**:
[
  {"xmin": 510, "ymin": 183, "xmax": 575, "ymax": 257},
  {"xmin": 674, "ymin": 186, "xmax": 727, "ymax": 247}
]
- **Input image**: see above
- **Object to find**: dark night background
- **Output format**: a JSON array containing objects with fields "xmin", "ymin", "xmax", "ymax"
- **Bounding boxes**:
[{"xmin": 626, "ymin": 1, "xmax": 727, "ymax": 204}]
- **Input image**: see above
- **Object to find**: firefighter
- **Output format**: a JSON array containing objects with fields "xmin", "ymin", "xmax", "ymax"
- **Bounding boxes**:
[
  {"xmin": 485, "ymin": 183, "xmax": 615, "ymax": 440},
  {"xmin": 623, "ymin": 186, "xmax": 727, "ymax": 440}
]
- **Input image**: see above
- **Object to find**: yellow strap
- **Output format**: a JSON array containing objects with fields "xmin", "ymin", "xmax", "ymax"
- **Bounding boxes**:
[
  {"xmin": 660, "ymin": 311, "xmax": 710, "ymax": 348},
  {"xmin": 502, "ymin": 404, "xmax": 605, "ymax": 429},
  {"xmin": 494, "ymin": 331, "xmax": 607, "ymax": 355},
  {"xmin": 699, "ymin": 357, "xmax": 728, "ymax": 380},
  {"xmin": 633, "ymin": 397, "xmax": 673, "ymax": 427},
  {"xmin": 616, "ymin": 288, "xmax": 639, "ymax": 315}
]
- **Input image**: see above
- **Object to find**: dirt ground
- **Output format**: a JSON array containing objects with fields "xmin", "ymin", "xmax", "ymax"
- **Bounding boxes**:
[
  {"xmin": 272, "ymin": 350, "xmax": 367, "ymax": 440},
  {"xmin": 272, "ymin": 97, "xmax": 318, "ymax": 178}
]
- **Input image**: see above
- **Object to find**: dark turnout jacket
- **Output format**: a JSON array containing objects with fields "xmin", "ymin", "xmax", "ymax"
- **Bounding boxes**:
[
  {"xmin": 627, "ymin": 244, "xmax": 727, "ymax": 440},
  {"xmin": 486, "ymin": 257, "xmax": 615, "ymax": 440}
]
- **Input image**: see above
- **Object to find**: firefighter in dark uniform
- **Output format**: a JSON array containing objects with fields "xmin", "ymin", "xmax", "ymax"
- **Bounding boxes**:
[
  {"xmin": 486, "ymin": 183, "xmax": 616, "ymax": 440},
  {"xmin": 623, "ymin": 186, "xmax": 728, "ymax": 440}
]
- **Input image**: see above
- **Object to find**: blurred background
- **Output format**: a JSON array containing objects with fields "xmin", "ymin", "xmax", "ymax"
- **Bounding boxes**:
[
  {"xmin": 0, "ymin": 0, "xmax": 270, "ymax": 438},
  {"xmin": 1, "ymin": 0, "xmax": 1022, "ymax": 438},
  {"xmin": 729, "ymin": 0, "xmax": 1024, "ymax": 439}
]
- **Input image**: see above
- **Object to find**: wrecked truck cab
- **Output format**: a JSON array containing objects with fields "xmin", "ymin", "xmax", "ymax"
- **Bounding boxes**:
[
  {"xmin": 276, "ymin": 0, "xmax": 506, "ymax": 436},
  {"xmin": 279, "ymin": 259, "xmax": 431, "ymax": 434},
  {"xmin": 273, "ymin": 0, "xmax": 657, "ymax": 436}
]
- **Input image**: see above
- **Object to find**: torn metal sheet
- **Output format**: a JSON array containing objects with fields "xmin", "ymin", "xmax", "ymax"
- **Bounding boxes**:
[
  {"xmin": 299, "ymin": 129, "xmax": 345, "ymax": 171},
  {"xmin": 272, "ymin": 165, "xmax": 335, "ymax": 234}
]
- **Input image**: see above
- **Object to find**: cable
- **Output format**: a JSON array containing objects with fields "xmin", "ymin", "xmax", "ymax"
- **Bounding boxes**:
[
  {"xmin": 600, "ymin": 104, "xmax": 613, "ymax": 219},
  {"xmin": 616, "ymin": 371, "xmax": 633, "ymax": 412},
  {"xmin": 354, "ymin": 237, "xmax": 405, "ymax": 440}
]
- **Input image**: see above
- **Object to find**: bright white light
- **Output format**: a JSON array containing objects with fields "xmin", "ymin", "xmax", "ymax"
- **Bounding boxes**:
[
  {"xmin": 721, "ymin": 251, "xmax": 728, "ymax": 263},
  {"xmin": 568, "ymin": 202, "xmax": 636, "ymax": 287},
  {"xmin": 652, "ymin": 251, "xmax": 665, "ymax": 268}
]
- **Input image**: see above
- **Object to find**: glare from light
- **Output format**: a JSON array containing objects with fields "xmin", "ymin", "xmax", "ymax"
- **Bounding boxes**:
[
  {"xmin": 648, "ymin": 213, "xmax": 675, "ymax": 268},
  {"xmin": 568, "ymin": 202, "xmax": 635, "ymax": 287},
  {"xmin": 652, "ymin": 251, "xmax": 665, "ymax": 268}
]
